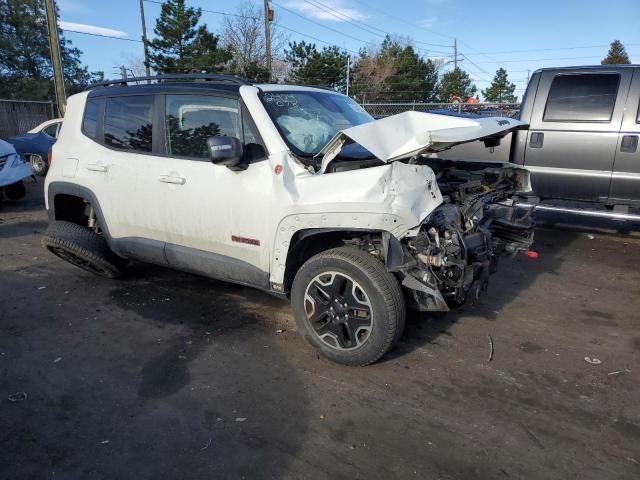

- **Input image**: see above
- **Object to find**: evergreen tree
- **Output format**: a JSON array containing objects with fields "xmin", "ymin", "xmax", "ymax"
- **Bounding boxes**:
[
  {"xmin": 351, "ymin": 36, "xmax": 439, "ymax": 102},
  {"xmin": 0, "ymin": 0, "xmax": 101, "ymax": 100},
  {"xmin": 146, "ymin": 0, "xmax": 230, "ymax": 73},
  {"xmin": 438, "ymin": 67, "xmax": 477, "ymax": 101},
  {"xmin": 601, "ymin": 40, "xmax": 631, "ymax": 65},
  {"xmin": 482, "ymin": 68, "xmax": 517, "ymax": 103},
  {"xmin": 285, "ymin": 41, "xmax": 348, "ymax": 92}
]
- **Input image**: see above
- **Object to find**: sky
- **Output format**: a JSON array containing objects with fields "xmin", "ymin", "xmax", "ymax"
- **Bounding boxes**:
[{"xmin": 56, "ymin": 0, "xmax": 640, "ymax": 100}]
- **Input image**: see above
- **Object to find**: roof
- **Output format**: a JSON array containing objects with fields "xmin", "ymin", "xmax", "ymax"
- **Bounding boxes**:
[
  {"xmin": 87, "ymin": 81, "xmax": 245, "ymax": 98},
  {"xmin": 534, "ymin": 64, "xmax": 639, "ymax": 74},
  {"xmin": 254, "ymin": 84, "xmax": 341, "ymax": 93},
  {"xmin": 84, "ymin": 74, "xmax": 341, "ymax": 97}
]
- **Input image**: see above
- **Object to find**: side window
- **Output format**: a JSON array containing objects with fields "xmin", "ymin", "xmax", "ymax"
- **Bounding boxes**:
[
  {"xmin": 82, "ymin": 98, "xmax": 102, "ymax": 140},
  {"xmin": 43, "ymin": 123, "xmax": 58, "ymax": 138},
  {"xmin": 543, "ymin": 73, "xmax": 620, "ymax": 122},
  {"xmin": 165, "ymin": 94, "xmax": 241, "ymax": 159},
  {"xmin": 104, "ymin": 95, "xmax": 154, "ymax": 152}
]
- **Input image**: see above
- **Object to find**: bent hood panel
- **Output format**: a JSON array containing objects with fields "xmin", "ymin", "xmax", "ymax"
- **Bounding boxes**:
[{"xmin": 318, "ymin": 111, "xmax": 527, "ymax": 171}]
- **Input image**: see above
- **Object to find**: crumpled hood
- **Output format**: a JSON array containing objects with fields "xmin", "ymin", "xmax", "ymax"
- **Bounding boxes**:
[{"xmin": 317, "ymin": 111, "xmax": 527, "ymax": 172}]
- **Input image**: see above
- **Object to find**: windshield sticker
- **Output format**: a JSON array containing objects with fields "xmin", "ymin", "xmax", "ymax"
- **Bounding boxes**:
[{"xmin": 263, "ymin": 93, "xmax": 299, "ymax": 108}]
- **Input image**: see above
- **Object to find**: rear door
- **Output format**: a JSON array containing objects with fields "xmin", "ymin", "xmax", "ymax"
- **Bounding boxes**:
[
  {"xmin": 609, "ymin": 67, "xmax": 640, "ymax": 204},
  {"xmin": 524, "ymin": 68, "xmax": 632, "ymax": 201}
]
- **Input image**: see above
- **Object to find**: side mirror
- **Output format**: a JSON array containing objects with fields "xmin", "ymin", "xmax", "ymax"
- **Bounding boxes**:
[{"xmin": 207, "ymin": 136, "xmax": 244, "ymax": 169}]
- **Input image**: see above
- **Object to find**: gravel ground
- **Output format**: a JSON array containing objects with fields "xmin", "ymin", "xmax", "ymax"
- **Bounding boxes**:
[{"xmin": 1, "ymin": 180, "xmax": 639, "ymax": 480}]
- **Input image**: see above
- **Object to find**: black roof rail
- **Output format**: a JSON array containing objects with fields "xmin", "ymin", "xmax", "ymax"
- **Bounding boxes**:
[{"xmin": 85, "ymin": 73, "xmax": 252, "ymax": 90}]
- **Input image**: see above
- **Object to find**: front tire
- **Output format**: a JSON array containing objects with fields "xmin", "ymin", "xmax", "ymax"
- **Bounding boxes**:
[
  {"xmin": 4, "ymin": 180, "xmax": 26, "ymax": 200},
  {"xmin": 42, "ymin": 221, "xmax": 126, "ymax": 279},
  {"xmin": 291, "ymin": 247, "xmax": 406, "ymax": 366}
]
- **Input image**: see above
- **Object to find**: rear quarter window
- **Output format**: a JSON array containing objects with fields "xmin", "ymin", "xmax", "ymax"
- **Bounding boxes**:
[
  {"xmin": 543, "ymin": 73, "xmax": 620, "ymax": 122},
  {"xmin": 82, "ymin": 98, "xmax": 103, "ymax": 140}
]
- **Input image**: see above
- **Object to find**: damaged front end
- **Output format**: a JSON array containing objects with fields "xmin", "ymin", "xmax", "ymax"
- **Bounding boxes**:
[
  {"xmin": 386, "ymin": 159, "xmax": 534, "ymax": 311},
  {"xmin": 316, "ymin": 110, "xmax": 535, "ymax": 311}
]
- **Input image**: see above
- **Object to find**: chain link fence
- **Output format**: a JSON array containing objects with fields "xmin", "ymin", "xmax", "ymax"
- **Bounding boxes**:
[
  {"xmin": 0, "ymin": 99, "xmax": 56, "ymax": 140},
  {"xmin": 360, "ymin": 102, "xmax": 521, "ymax": 119}
]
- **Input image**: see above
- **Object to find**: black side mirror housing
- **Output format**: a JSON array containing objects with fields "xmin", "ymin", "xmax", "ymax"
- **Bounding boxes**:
[{"xmin": 207, "ymin": 136, "xmax": 244, "ymax": 170}]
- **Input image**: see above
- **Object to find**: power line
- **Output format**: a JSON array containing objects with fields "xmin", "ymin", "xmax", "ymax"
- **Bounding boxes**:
[
  {"xmin": 144, "ymin": 0, "xmax": 259, "ymax": 19},
  {"xmin": 465, "ymin": 53, "xmax": 639, "ymax": 64},
  {"xmin": 477, "ymin": 42, "xmax": 640, "ymax": 55},
  {"xmin": 302, "ymin": 0, "xmax": 386, "ymax": 37},
  {"xmin": 301, "ymin": 0, "xmax": 452, "ymax": 53},
  {"xmin": 349, "ymin": 0, "xmax": 453, "ymax": 43},
  {"xmin": 273, "ymin": 1, "xmax": 372, "ymax": 45},
  {"xmin": 274, "ymin": 23, "xmax": 359, "ymax": 55}
]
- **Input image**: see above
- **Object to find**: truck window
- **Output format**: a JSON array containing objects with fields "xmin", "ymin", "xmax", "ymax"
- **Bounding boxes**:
[
  {"xmin": 543, "ymin": 73, "xmax": 620, "ymax": 122},
  {"xmin": 104, "ymin": 96, "xmax": 154, "ymax": 152}
]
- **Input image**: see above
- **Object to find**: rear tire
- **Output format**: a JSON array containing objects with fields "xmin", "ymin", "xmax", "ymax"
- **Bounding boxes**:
[
  {"xmin": 28, "ymin": 154, "xmax": 48, "ymax": 176},
  {"xmin": 42, "ymin": 221, "xmax": 126, "ymax": 279},
  {"xmin": 291, "ymin": 247, "xmax": 405, "ymax": 366}
]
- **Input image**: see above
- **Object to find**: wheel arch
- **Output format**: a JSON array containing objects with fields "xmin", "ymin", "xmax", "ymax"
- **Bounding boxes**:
[
  {"xmin": 47, "ymin": 182, "xmax": 113, "ymax": 243},
  {"xmin": 281, "ymin": 228, "xmax": 409, "ymax": 294}
]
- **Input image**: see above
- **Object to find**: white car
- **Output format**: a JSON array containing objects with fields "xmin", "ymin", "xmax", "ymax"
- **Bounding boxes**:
[
  {"xmin": 0, "ymin": 138, "xmax": 33, "ymax": 201},
  {"xmin": 43, "ymin": 75, "xmax": 534, "ymax": 365}
]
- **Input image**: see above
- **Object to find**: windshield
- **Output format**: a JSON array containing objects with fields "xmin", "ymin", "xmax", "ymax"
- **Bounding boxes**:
[{"xmin": 260, "ymin": 90, "xmax": 373, "ymax": 155}]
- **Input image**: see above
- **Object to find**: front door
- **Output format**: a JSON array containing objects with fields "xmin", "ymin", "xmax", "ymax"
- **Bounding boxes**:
[
  {"xmin": 610, "ymin": 67, "xmax": 640, "ymax": 205},
  {"xmin": 157, "ymin": 93, "xmax": 273, "ymax": 286},
  {"xmin": 524, "ymin": 68, "xmax": 632, "ymax": 202}
]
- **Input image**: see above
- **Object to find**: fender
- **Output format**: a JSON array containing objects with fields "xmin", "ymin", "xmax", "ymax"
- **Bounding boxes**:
[{"xmin": 46, "ymin": 181, "xmax": 116, "ymax": 249}]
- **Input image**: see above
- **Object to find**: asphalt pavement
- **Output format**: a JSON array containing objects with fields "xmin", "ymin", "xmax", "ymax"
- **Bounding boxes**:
[{"xmin": 1, "ymin": 180, "xmax": 639, "ymax": 479}]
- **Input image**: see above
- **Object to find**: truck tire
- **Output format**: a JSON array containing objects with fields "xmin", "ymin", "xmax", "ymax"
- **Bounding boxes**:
[
  {"xmin": 291, "ymin": 246, "xmax": 406, "ymax": 366},
  {"xmin": 4, "ymin": 180, "xmax": 26, "ymax": 200},
  {"xmin": 42, "ymin": 221, "xmax": 126, "ymax": 279}
]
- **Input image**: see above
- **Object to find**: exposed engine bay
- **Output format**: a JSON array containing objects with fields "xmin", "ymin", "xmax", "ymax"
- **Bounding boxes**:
[
  {"xmin": 404, "ymin": 158, "xmax": 534, "ymax": 310},
  {"xmin": 359, "ymin": 157, "xmax": 536, "ymax": 312}
]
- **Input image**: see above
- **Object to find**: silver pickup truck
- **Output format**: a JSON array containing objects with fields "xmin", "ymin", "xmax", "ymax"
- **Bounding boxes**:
[{"xmin": 441, "ymin": 65, "xmax": 640, "ymax": 219}]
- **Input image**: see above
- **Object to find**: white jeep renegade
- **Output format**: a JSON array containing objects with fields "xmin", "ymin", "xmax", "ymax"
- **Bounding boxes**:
[{"xmin": 44, "ymin": 74, "xmax": 534, "ymax": 365}]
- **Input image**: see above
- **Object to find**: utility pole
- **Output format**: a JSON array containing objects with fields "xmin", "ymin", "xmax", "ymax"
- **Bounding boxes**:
[
  {"xmin": 139, "ymin": 0, "xmax": 151, "ymax": 79},
  {"xmin": 526, "ymin": 69, "xmax": 531, "ymax": 83},
  {"xmin": 44, "ymin": 0, "xmax": 66, "ymax": 116},
  {"xmin": 346, "ymin": 55, "xmax": 350, "ymax": 97},
  {"xmin": 264, "ymin": 0, "xmax": 272, "ymax": 82},
  {"xmin": 454, "ymin": 38, "xmax": 458, "ymax": 70}
]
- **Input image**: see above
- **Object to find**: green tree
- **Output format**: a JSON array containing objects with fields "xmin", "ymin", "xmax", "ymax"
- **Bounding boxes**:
[
  {"xmin": 351, "ymin": 36, "xmax": 439, "ymax": 102},
  {"xmin": 438, "ymin": 67, "xmax": 477, "ymax": 101},
  {"xmin": 482, "ymin": 68, "xmax": 517, "ymax": 103},
  {"xmin": 285, "ymin": 41, "xmax": 348, "ymax": 92},
  {"xmin": 146, "ymin": 0, "xmax": 230, "ymax": 73},
  {"xmin": 0, "ymin": 0, "xmax": 101, "ymax": 101},
  {"xmin": 601, "ymin": 40, "xmax": 631, "ymax": 65}
]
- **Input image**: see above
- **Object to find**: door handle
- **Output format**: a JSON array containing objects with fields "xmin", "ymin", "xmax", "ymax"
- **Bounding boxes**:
[
  {"xmin": 87, "ymin": 164, "xmax": 107, "ymax": 172},
  {"xmin": 620, "ymin": 135, "xmax": 638, "ymax": 153},
  {"xmin": 530, "ymin": 132, "xmax": 544, "ymax": 148},
  {"xmin": 159, "ymin": 175, "xmax": 186, "ymax": 185}
]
